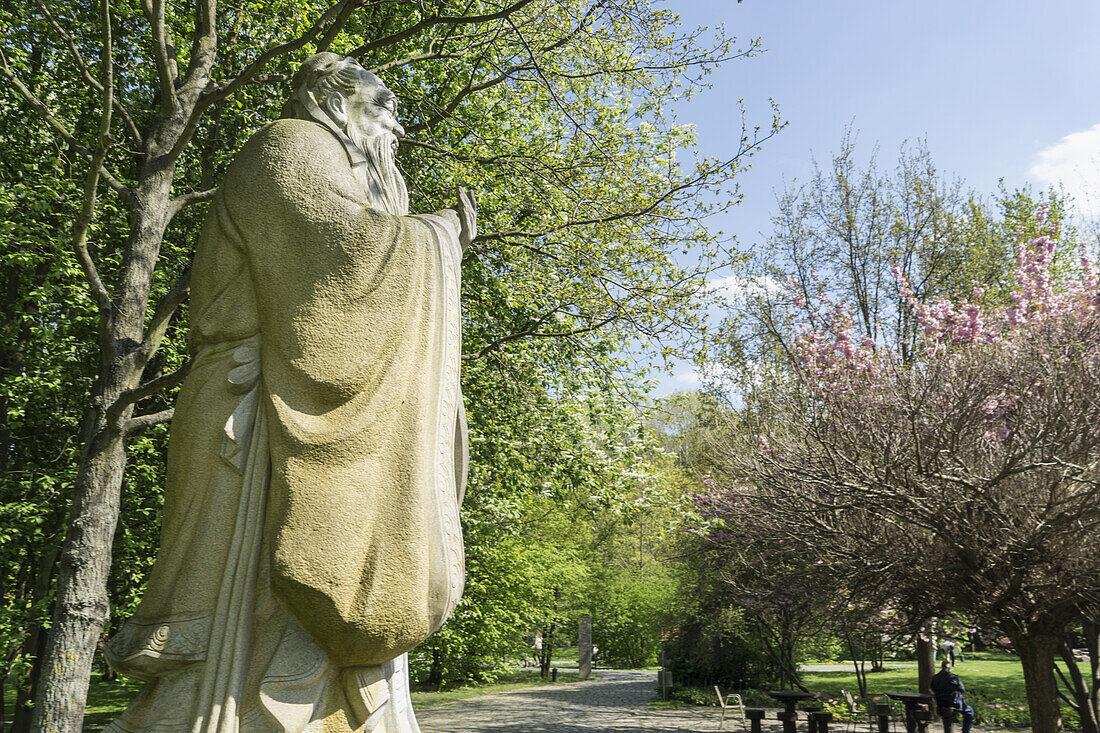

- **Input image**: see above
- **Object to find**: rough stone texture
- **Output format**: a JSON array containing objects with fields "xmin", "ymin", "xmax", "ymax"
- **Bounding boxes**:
[
  {"xmin": 101, "ymin": 54, "xmax": 467, "ymax": 733},
  {"xmin": 578, "ymin": 615, "xmax": 593, "ymax": 680}
]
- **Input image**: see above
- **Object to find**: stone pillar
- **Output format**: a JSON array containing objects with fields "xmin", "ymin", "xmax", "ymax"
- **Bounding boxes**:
[
  {"xmin": 810, "ymin": 711, "xmax": 833, "ymax": 733},
  {"xmin": 873, "ymin": 703, "xmax": 892, "ymax": 733},
  {"xmin": 745, "ymin": 708, "xmax": 767, "ymax": 733},
  {"xmin": 578, "ymin": 614, "xmax": 593, "ymax": 679},
  {"xmin": 777, "ymin": 709, "xmax": 798, "ymax": 733}
]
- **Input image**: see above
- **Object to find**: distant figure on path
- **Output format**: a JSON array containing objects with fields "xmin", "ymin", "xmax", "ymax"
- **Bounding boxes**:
[{"xmin": 930, "ymin": 661, "xmax": 974, "ymax": 733}]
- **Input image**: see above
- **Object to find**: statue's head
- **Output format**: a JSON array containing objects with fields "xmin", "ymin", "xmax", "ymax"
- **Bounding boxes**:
[{"xmin": 284, "ymin": 53, "xmax": 409, "ymax": 215}]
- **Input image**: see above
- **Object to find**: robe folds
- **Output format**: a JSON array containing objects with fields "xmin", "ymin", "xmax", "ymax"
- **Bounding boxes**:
[{"xmin": 104, "ymin": 119, "xmax": 466, "ymax": 732}]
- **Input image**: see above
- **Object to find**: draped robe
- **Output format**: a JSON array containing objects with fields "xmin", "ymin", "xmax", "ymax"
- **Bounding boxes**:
[{"xmin": 103, "ymin": 119, "xmax": 466, "ymax": 733}]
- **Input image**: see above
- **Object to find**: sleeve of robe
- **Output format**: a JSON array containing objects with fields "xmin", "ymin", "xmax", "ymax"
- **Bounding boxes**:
[{"xmin": 219, "ymin": 119, "xmax": 466, "ymax": 668}]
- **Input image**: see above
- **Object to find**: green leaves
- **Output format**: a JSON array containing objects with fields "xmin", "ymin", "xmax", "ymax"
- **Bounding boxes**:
[{"xmin": 3, "ymin": 0, "xmax": 763, "ymax": 703}]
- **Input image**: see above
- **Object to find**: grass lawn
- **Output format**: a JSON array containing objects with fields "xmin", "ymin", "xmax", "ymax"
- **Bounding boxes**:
[
  {"xmin": 3, "ymin": 674, "xmax": 147, "ymax": 731},
  {"xmin": 801, "ymin": 651, "xmax": 1089, "ymax": 729}
]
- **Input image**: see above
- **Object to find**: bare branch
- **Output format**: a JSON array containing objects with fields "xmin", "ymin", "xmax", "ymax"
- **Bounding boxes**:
[
  {"xmin": 400, "ymin": 137, "xmax": 542, "ymax": 167},
  {"xmin": 33, "ymin": 0, "xmax": 142, "ymax": 142},
  {"xmin": 68, "ymin": 0, "xmax": 117, "ymax": 344},
  {"xmin": 474, "ymin": 147, "xmax": 771, "ymax": 244},
  {"xmin": 462, "ymin": 313, "xmax": 616, "ymax": 361},
  {"xmin": 141, "ymin": 0, "xmax": 179, "ymax": 111},
  {"xmin": 168, "ymin": 187, "xmax": 218, "ymax": 219},
  {"xmin": 402, "ymin": 14, "xmax": 592, "ymax": 136},
  {"xmin": 171, "ymin": 0, "xmax": 355, "ymax": 162},
  {"xmin": 136, "ymin": 268, "xmax": 191, "ymax": 368},
  {"xmin": 116, "ymin": 361, "xmax": 192, "ymax": 409},
  {"xmin": 347, "ymin": 0, "xmax": 536, "ymax": 58},
  {"xmin": 505, "ymin": 14, "xmax": 608, "ymax": 160},
  {"xmin": 198, "ymin": 0, "xmax": 352, "ymax": 108},
  {"xmin": 125, "ymin": 409, "xmax": 175, "ymax": 433},
  {"xmin": 369, "ymin": 49, "xmax": 462, "ymax": 74},
  {"xmin": 404, "ymin": 63, "xmax": 513, "ymax": 135},
  {"xmin": 316, "ymin": 0, "xmax": 362, "ymax": 52}
]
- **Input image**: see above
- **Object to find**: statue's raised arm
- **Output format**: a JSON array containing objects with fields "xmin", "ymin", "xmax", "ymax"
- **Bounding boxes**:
[{"xmin": 103, "ymin": 53, "xmax": 468, "ymax": 733}]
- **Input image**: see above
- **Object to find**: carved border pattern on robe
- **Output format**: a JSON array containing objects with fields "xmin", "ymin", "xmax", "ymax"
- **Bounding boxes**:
[{"xmin": 104, "ymin": 612, "xmax": 211, "ymax": 665}]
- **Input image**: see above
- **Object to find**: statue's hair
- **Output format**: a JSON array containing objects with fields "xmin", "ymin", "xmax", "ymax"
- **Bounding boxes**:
[
  {"xmin": 281, "ymin": 54, "xmax": 386, "ymax": 120},
  {"xmin": 312, "ymin": 61, "xmax": 385, "ymax": 114}
]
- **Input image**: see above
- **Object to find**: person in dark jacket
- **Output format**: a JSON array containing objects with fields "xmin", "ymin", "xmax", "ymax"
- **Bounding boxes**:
[{"xmin": 930, "ymin": 661, "xmax": 975, "ymax": 733}]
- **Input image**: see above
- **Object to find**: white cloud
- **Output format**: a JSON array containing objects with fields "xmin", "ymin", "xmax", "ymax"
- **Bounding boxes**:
[
  {"xmin": 1030, "ymin": 124, "xmax": 1100, "ymax": 218},
  {"xmin": 710, "ymin": 274, "xmax": 783, "ymax": 301},
  {"xmin": 673, "ymin": 371, "xmax": 701, "ymax": 385}
]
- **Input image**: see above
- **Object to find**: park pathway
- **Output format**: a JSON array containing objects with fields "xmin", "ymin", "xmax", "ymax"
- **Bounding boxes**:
[
  {"xmin": 413, "ymin": 669, "xmax": 767, "ymax": 733},
  {"xmin": 414, "ymin": 670, "xmax": 1020, "ymax": 733}
]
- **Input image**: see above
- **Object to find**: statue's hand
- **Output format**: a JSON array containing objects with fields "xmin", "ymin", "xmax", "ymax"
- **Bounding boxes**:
[{"xmin": 456, "ymin": 185, "xmax": 477, "ymax": 252}]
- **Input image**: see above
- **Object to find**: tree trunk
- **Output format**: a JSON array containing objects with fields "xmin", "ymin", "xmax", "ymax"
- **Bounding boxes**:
[
  {"xmin": 10, "ymin": 545, "xmax": 59, "ymax": 733},
  {"xmin": 1056, "ymin": 621, "xmax": 1099, "ymax": 733},
  {"xmin": 32, "ymin": 157, "xmax": 175, "ymax": 731},
  {"xmin": 427, "ymin": 646, "xmax": 444, "ymax": 690},
  {"xmin": 1090, "ymin": 620, "xmax": 1100, "ymax": 732},
  {"xmin": 31, "ymin": 416, "xmax": 128, "ymax": 732},
  {"xmin": 1015, "ymin": 630, "xmax": 1064, "ymax": 733},
  {"xmin": 540, "ymin": 621, "xmax": 557, "ymax": 680},
  {"xmin": 916, "ymin": 637, "xmax": 934, "ymax": 695},
  {"xmin": 847, "ymin": 633, "xmax": 868, "ymax": 698}
]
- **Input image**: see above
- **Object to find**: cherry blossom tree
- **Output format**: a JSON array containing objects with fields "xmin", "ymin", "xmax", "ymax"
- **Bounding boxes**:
[{"xmin": 715, "ymin": 217, "xmax": 1100, "ymax": 733}]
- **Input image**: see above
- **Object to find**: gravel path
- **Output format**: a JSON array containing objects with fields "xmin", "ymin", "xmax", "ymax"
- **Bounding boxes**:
[{"xmin": 414, "ymin": 669, "xmax": 737, "ymax": 733}]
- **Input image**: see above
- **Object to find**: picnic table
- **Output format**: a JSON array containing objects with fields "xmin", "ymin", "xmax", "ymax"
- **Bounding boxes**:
[
  {"xmin": 767, "ymin": 690, "xmax": 818, "ymax": 733},
  {"xmin": 886, "ymin": 692, "xmax": 934, "ymax": 733}
]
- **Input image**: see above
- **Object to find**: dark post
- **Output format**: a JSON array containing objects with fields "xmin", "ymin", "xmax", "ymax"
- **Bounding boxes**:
[
  {"xmin": 805, "ymin": 706, "xmax": 823, "ymax": 733},
  {"xmin": 657, "ymin": 670, "xmax": 672, "ymax": 700},
  {"xmin": 746, "ymin": 709, "xmax": 767, "ymax": 733},
  {"xmin": 551, "ymin": 668, "xmax": 559, "ymax": 682},
  {"xmin": 872, "ymin": 703, "xmax": 892, "ymax": 733},
  {"xmin": 777, "ymin": 709, "xmax": 798, "ymax": 733},
  {"xmin": 810, "ymin": 711, "xmax": 833, "ymax": 733},
  {"xmin": 913, "ymin": 705, "xmax": 933, "ymax": 733},
  {"xmin": 938, "ymin": 707, "xmax": 959, "ymax": 733}
]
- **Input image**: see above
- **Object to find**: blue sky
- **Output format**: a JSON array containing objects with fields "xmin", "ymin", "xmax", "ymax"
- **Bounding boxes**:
[{"xmin": 657, "ymin": 0, "xmax": 1100, "ymax": 392}]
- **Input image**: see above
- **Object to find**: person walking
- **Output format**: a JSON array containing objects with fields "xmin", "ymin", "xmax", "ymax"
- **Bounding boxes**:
[{"xmin": 930, "ymin": 661, "xmax": 975, "ymax": 733}]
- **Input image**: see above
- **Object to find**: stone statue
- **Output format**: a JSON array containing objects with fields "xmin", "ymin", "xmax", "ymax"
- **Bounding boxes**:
[{"xmin": 103, "ymin": 52, "xmax": 474, "ymax": 733}]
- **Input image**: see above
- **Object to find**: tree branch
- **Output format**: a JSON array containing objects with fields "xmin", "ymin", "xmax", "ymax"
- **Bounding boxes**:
[
  {"xmin": 402, "ymin": 15, "xmax": 592, "ymax": 136},
  {"xmin": 136, "ymin": 268, "xmax": 191, "ymax": 369},
  {"xmin": 141, "ymin": 0, "xmax": 179, "ymax": 111},
  {"xmin": 69, "ymin": 0, "xmax": 117, "ymax": 346},
  {"xmin": 168, "ymin": 188, "xmax": 218, "ymax": 219},
  {"xmin": 125, "ymin": 409, "xmax": 175, "ymax": 433},
  {"xmin": 462, "ymin": 313, "xmax": 616, "ymax": 361},
  {"xmin": 316, "ymin": 0, "xmax": 362, "ymax": 52},
  {"xmin": 197, "ymin": 0, "xmax": 352, "ymax": 109},
  {"xmin": 400, "ymin": 137, "xmax": 542, "ymax": 167},
  {"xmin": 33, "ymin": 0, "xmax": 142, "ymax": 142},
  {"xmin": 347, "ymin": 0, "xmax": 536, "ymax": 58},
  {"xmin": 0, "ymin": 49, "xmax": 131, "ymax": 199},
  {"xmin": 171, "ymin": 0, "xmax": 355, "ymax": 162},
  {"xmin": 186, "ymin": 0, "xmax": 218, "ymax": 85},
  {"xmin": 116, "ymin": 361, "xmax": 192, "ymax": 409},
  {"xmin": 369, "ymin": 49, "xmax": 462, "ymax": 73}
]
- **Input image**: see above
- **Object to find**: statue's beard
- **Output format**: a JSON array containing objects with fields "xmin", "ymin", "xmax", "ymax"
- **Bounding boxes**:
[{"xmin": 345, "ymin": 122, "xmax": 409, "ymax": 216}]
